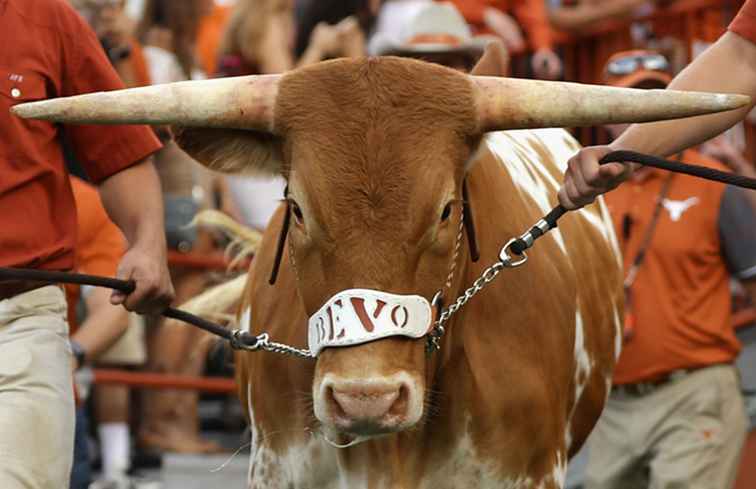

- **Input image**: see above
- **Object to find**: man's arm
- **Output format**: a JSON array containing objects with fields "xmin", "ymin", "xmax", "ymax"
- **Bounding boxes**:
[
  {"xmin": 559, "ymin": 31, "xmax": 756, "ymax": 209},
  {"xmin": 71, "ymin": 288, "xmax": 130, "ymax": 369},
  {"xmin": 98, "ymin": 158, "xmax": 174, "ymax": 313}
]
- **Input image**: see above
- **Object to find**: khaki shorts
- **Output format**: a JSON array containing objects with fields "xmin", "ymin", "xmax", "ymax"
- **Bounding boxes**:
[
  {"xmin": 585, "ymin": 364, "xmax": 748, "ymax": 489},
  {"xmin": 0, "ymin": 285, "xmax": 74, "ymax": 489},
  {"xmin": 97, "ymin": 313, "xmax": 147, "ymax": 366}
]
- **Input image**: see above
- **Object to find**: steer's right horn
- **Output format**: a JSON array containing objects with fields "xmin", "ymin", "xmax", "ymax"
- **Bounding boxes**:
[
  {"xmin": 471, "ymin": 76, "xmax": 751, "ymax": 132},
  {"xmin": 11, "ymin": 75, "xmax": 281, "ymax": 132}
]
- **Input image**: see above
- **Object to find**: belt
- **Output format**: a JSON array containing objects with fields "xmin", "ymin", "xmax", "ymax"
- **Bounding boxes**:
[
  {"xmin": 0, "ymin": 280, "xmax": 50, "ymax": 301},
  {"xmin": 613, "ymin": 368, "xmax": 697, "ymax": 397}
]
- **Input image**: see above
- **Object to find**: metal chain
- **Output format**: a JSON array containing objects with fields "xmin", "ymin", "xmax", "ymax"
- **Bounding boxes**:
[
  {"xmin": 231, "ymin": 330, "xmax": 314, "ymax": 358},
  {"xmin": 426, "ymin": 237, "xmax": 530, "ymax": 352}
]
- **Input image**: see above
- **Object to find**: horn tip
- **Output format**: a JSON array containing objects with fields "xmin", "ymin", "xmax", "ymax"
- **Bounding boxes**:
[
  {"xmin": 721, "ymin": 93, "xmax": 751, "ymax": 110},
  {"xmin": 11, "ymin": 100, "xmax": 55, "ymax": 120}
]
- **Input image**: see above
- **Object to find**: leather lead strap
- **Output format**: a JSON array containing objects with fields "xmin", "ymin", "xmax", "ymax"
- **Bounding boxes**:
[
  {"xmin": 462, "ymin": 179, "xmax": 480, "ymax": 263},
  {"xmin": 269, "ymin": 188, "xmax": 291, "ymax": 285}
]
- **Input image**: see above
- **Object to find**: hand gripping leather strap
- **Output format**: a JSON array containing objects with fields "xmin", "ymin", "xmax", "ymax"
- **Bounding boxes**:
[{"xmin": 308, "ymin": 289, "xmax": 433, "ymax": 356}]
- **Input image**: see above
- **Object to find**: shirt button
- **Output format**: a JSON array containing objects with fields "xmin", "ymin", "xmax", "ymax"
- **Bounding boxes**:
[{"xmin": 10, "ymin": 88, "xmax": 21, "ymax": 98}]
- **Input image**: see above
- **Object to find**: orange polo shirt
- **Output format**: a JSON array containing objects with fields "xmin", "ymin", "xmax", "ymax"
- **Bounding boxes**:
[
  {"xmin": 65, "ymin": 177, "xmax": 126, "ymax": 333},
  {"xmin": 0, "ymin": 0, "xmax": 161, "ymax": 272},
  {"xmin": 444, "ymin": 0, "xmax": 553, "ymax": 50},
  {"xmin": 730, "ymin": 0, "xmax": 756, "ymax": 43},
  {"xmin": 604, "ymin": 150, "xmax": 743, "ymax": 385},
  {"xmin": 197, "ymin": 3, "xmax": 232, "ymax": 77}
]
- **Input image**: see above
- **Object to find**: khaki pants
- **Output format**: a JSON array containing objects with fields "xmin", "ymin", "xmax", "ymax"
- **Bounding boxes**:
[
  {"xmin": 585, "ymin": 364, "xmax": 748, "ymax": 489},
  {"xmin": 0, "ymin": 286, "xmax": 74, "ymax": 489}
]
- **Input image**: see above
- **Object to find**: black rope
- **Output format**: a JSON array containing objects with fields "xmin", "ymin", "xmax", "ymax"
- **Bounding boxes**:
[
  {"xmin": 509, "ymin": 150, "xmax": 756, "ymax": 256},
  {"xmin": 0, "ymin": 267, "xmax": 261, "ymax": 349}
]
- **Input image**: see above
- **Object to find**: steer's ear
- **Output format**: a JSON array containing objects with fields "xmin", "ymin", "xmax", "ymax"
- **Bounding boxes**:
[
  {"xmin": 470, "ymin": 41, "xmax": 509, "ymax": 77},
  {"xmin": 173, "ymin": 127, "xmax": 283, "ymax": 176}
]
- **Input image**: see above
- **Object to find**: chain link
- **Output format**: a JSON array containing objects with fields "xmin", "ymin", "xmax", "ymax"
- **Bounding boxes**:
[{"xmin": 231, "ymin": 330, "xmax": 314, "ymax": 359}]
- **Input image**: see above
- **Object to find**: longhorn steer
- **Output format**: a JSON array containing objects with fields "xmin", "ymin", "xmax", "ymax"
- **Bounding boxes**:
[{"xmin": 12, "ymin": 57, "xmax": 749, "ymax": 489}]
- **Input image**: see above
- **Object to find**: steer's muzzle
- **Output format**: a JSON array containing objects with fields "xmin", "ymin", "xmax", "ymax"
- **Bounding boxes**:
[{"xmin": 315, "ymin": 373, "xmax": 422, "ymax": 436}]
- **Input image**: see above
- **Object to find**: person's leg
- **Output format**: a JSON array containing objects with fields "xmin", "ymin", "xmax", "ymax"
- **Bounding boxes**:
[
  {"xmin": 584, "ymin": 390, "xmax": 649, "ymax": 489},
  {"xmin": 0, "ymin": 286, "xmax": 75, "ymax": 489},
  {"xmin": 95, "ymin": 384, "xmax": 131, "ymax": 480},
  {"xmin": 140, "ymin": 263, "xmax": 221, "ymax": 453},
  {"xmin": 648, "ymin": 365, "xmax": 748, "ymax": 489},
  {"xmin": 70, "ymin": 406, "xmax": 92, "ymax": 489}
]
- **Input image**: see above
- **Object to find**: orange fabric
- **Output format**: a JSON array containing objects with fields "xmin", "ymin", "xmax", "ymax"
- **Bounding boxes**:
[
  {"xmin": 197, "ymin": 3, "xmax": 232, "ymax": 76},
  {"xmin": 129, "ymin": 39, "xmax": 152, "ymax": 87},
  {"xmin": 0, "ymin": 0, "xmax": 161, "ymax": 272},
  {"xmin": 443, "ymin": 0, "xmax": 553, "ymax": 50},
  {"xmin": 605, "ymin": 150, "xmax": 740, "ymax": 385},
  {"xmin": 730, "ymin": 0, "xmax": 756, "ymax": 44},
  {"xmin": 65, "ymin": 177, "xmax": 126, "ymax": 333}
]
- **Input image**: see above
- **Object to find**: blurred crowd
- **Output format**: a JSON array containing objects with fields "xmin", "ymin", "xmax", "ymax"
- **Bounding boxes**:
[{"xmin": 50, "ymin": 0, "xmax": 755, "ymax": 488}]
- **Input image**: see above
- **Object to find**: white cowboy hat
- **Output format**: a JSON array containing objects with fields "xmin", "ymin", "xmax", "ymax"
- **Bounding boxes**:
[{"xmin": 369, "ymin": 1, "xmax": 495, "ymax": 57}]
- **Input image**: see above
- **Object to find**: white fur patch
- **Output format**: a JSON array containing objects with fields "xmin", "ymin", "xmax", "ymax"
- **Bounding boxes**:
[
  {"xmin": 420, "ymin": 417, "xmax": 533, "ymax": 489},
  {"xmin": 240, "ymin": 307, "xmax": 252, "ymax": 332}
]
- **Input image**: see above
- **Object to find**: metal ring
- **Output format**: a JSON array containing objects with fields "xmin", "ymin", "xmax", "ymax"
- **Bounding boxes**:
[{"xmin": 499, "ymin": 238, "xmax": 529, "ymax": 268}]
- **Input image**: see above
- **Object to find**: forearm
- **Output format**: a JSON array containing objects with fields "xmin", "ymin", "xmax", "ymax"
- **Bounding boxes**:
[
  {"xmin": 613, "ymin": 32, "xmax": 756, "ymax": 156},
  {"xmin": 98, "ymin": 157, "xmax": 166, "ymax": 250},
  {"xmin": 548, "ymin": 0, "xmax": 646, "ymax": 31},
  {"xmin": 72, "ymin": 289, "xmax": 130, "ymax": 362}
]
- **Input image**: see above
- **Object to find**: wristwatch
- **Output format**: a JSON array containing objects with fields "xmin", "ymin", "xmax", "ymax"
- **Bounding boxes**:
[{"xmin": 70, "ymin": 340, "xmax": 87, "ymax": 368}]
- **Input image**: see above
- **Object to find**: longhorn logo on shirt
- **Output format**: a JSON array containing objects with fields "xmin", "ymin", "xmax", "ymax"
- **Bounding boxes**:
[{"xmin": 662, "ymin": 197, "xmax": 700, "ymax": 222}]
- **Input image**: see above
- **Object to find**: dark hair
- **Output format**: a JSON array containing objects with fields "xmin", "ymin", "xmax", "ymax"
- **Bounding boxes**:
[
  {"xmin": 295, "ymin": 0, "xmax": 376, "ymax": 57},
  {"xmin": 137, "ymin": 0, "xmax": 202, "ymax": 78}
]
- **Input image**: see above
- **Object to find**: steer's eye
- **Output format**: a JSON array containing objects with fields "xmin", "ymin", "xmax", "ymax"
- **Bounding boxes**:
[
  {"xmin": 440, "ymin": 202, "xmax": 453, "ymax": 223},
  {"xmin": 290, "ymin": 201, "xmax": 304, "ymax": 225}
]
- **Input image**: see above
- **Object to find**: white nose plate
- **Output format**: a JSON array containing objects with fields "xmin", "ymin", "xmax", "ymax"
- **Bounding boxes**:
[{"xmin": 308, "ymin": 289, "xmax": 433, "ymax": 356}]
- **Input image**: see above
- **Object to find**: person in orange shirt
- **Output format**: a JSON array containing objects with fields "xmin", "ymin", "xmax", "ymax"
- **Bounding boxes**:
[
  {"xmin": 443, "ymin": 0, "xmax": 562, "ymax": 79},
  {"xmin": 558, "ymin": 0, "xmax": 756, "ymax": 209},
  {"xmin": 582, "ymin": 50, "xmax": 755, "ymax": 489}
]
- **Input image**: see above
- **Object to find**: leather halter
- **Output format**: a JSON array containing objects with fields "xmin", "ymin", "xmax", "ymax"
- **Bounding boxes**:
[{"xmin": 268, "ymin": 180, "xmax": 479, "ymax": 286}]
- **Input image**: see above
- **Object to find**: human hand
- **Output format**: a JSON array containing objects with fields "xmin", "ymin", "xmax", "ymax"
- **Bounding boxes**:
[
  {"xmin": 483, "ymin": 8, "xmax": 525, "ymax": 52},
  {"xmin": 558, "ymin": 145, "xmax": 636, "ymax": 209},
  {"xmin": 111, "ymin": 242, "xmax": 174, "ymax": 314},
  {"xmin": 532, "ymin": 48, "xmax": 562, "ymax": 80}
]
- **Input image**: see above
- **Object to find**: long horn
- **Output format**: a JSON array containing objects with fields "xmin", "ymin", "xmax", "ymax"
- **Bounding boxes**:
[
  {"xmin": 11, "ymin": 75, "xmax": 281, "ymax": 132},
  {"xmin": 472, "ymin": 77, "xmax": 751, "ymax": 131}
]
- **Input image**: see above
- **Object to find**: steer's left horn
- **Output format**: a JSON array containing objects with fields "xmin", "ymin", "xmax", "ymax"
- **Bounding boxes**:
[
  {"xmin": 471, "ymin": 76, "xmax": 751, "ymax": 131},
  {"xmin": 11, "ymin": 75, "xmax": 281, "ymax": 132}
]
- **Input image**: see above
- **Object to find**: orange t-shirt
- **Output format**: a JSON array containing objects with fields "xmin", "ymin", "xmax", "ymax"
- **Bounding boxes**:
[
  {"xmin": 730, "ymin": 0, "xmax": 756, "ymax": 43},
  {"xmin": 65, "ymin": 177, "xmax": 126, "ymax": 333},
  {"xmin": 605, "ymin": 150, "xmax": 741, "ymax": 384},
  {"xmin": 444, "ymin": 0, "xmax": 553, "ymax": 51},
  {"xmin": 0, "ymin": 0, "xmax": 161, "ymax": 272},
  {"xmin": 197, "ymin": 3, "xmax": 232, "ymax": 77}
]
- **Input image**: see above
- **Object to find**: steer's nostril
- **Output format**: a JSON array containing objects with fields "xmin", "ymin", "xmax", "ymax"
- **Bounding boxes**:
[
  {"xmin": 326, "ymin": 386, "xmax": 347, "ymax": 418},
  {"xmin": 388, "ymin": 384, "xmax": 409, "ymax": 417}
]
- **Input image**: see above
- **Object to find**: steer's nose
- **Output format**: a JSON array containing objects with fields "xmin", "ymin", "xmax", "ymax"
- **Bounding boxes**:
[{"xmin": 324, "ymin": 380, "xmax": 409, "ymax": 433}]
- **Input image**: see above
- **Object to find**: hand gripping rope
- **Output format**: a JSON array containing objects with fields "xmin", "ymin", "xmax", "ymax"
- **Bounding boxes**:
[{"xmin": 2, "ymin": 151, "xmax": 756, "ymax": 358}]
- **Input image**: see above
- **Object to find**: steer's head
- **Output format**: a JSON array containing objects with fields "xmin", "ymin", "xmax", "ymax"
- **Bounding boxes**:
[{"xmin": 12, "ymin": 55, "xmax": 749, "ymax": 443}]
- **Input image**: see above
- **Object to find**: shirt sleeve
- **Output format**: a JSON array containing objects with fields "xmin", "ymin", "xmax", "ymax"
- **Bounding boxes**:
[
  {"xmin": 719, "ymin": 186, "xmax": 756, "ymax": 280},
  {"xmin": 729, "ymin": 0, "xmax": 756, "ymax": 45},
  {"xmin": 57, "ymin": 2, "xmax": 162, "ymax": 183}
]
